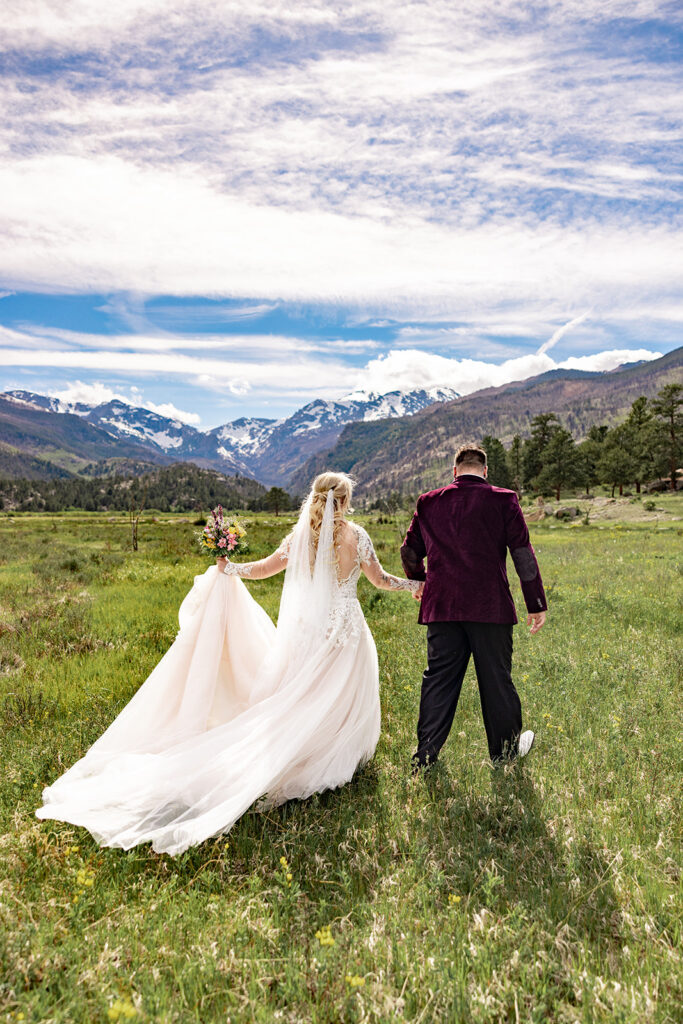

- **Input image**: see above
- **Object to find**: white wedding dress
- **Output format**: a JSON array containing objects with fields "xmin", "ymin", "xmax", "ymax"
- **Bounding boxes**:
[{"xmin": 36, "ymin": 491, "xmax": 419, "ymax": 855}]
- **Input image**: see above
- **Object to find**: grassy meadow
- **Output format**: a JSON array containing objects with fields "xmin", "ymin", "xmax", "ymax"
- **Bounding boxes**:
[{"xmin": 0, "ymin": 503, "xmax": 681, "ymax": 1023}]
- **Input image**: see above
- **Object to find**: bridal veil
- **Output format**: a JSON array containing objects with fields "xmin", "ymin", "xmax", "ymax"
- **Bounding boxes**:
[{"xmin": 36, "ymin": 488, "xmax": 381, "ymax": 855}]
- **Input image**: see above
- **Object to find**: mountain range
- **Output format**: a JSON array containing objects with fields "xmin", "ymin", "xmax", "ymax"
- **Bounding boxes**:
[
  {"xmin": 2, "ymin": 348, "xmax": 680, "ymax": 494},
  {"xmin": 0, "ymin": 385, "xmax": 459, "ymax": 485},
  {"xmin": 290, "ymin": 347, "xmax": 683, "ymax": 497}
]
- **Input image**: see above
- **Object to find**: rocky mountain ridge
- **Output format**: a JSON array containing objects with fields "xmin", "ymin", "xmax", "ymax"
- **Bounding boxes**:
[{"xmin": 0, "ymin": 385, "xmax": 459, "ymax": 484}]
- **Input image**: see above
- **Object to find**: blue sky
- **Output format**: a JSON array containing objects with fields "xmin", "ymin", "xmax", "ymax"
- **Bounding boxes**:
[{"xmin": 0, "ymin": 1, "xmax": 681, "ymax": 427}]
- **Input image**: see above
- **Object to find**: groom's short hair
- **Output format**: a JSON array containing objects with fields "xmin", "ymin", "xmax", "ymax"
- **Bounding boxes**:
[{"xmin": 454, "ymin": 444, "xmax": 487, "ymax": 469}]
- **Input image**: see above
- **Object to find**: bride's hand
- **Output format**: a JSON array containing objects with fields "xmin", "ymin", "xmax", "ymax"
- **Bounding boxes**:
[{"xmin": 216, "ymin": 556, "xmax": 229, "ymax": 573}]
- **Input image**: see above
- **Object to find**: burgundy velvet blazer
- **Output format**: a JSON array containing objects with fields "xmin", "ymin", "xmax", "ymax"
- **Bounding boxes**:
[{"xmin": 400, "ymin": 475, "xmax": 547, "ymax": 625}]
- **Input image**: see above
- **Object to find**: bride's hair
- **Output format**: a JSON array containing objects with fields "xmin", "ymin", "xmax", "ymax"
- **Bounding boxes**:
[{"xmin": 308, "ymin": 471, "xmax": 354, "ymax": 558}]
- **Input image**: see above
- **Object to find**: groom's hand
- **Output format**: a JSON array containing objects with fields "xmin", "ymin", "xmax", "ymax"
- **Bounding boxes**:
[{"xmin": 527, "ymin": 611, "xmax": 546, "ymax": 634}]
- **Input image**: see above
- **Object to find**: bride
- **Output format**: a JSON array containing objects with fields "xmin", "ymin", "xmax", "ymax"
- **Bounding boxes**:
[{"xmin": 36, "ymin": 472, "xmax": 420, "ymax": 855}]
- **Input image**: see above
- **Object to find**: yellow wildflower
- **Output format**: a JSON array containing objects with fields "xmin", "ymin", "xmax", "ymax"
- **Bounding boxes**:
[
  {"xmin": 345, "ymin": 974, "xmax": 365, "ymax": 987},
  {"xmin": 448, "ymin": 894, "xmax": 461, "ymax": 905},
  {"xmin": 107, "ymin": 997, "xmax": 137, "ymax": 1021},
  {"xmin": 315, "ymin": 925, "xmax": 335, "ymax": 946}
]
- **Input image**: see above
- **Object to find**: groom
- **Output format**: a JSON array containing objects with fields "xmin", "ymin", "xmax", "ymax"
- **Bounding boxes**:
[{"xmin": 401, "ymin": 443, "xmax": 547, "ymax": 769}]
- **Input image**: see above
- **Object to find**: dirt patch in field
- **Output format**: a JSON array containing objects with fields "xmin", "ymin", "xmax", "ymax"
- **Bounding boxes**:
[{"xmin": 525, "ymin": 495, "xmax": 682, "ymax": 524}]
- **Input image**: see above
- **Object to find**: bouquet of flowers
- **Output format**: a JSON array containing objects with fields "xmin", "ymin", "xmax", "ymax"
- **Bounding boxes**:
[{"xmin": 198, "ymin": 505, "xmax": 247, "ymax": 558}]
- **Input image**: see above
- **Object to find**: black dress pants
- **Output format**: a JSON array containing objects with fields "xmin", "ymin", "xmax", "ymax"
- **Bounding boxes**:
[{"xmin": 412, "ymin": 621, "xmax": 522, "ymax": 766}]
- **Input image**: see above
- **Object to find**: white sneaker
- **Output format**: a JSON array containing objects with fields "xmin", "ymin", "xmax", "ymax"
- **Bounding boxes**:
[{"xmin": 518, "ymin": 730, "xmax": 535, "ymax": 757}]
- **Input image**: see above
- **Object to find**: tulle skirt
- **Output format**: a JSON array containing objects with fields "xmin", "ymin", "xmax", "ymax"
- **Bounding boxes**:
[{"xmin": 36, "ymin": 566, "xmax": 380, "ymax": 855}]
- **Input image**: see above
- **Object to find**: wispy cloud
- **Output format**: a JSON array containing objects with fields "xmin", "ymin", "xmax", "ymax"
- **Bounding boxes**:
[
  {"xmin": 536, "ymin": 312, "xmax": 591, "ymax": 356},
  {"xmin": 1, "ymin": 4, "xmax": 681, "ymax": 305},
  {"xmin": 0, "ymin": 1, "xmax": 680, "ymax": 418},
  {"xmin": 0, "ymin": 322, "xmax": 662, "ymax": 409}
]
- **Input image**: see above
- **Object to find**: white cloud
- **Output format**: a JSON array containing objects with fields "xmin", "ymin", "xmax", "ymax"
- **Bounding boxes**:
[
  {"xmin": 0, "ymin": 2, "xmax": 680, "ymax": 325},
  {"xmin": 0, "ymin": 154, "xmax": 681, "ymax": 320},
  {"xmin": 557, "ymin": 349, "xmax": 660, "ymax": 372},
  {"xmin": 0, "ymin": 0, "xmax": 681, "ymax": 421},
  {"xmin": 0, "ymin": 318, "xmax": 666, "ymax": 408},
  {"xmin": 49, "ymin": 381, "xmax": 129, "ymax": 406},
  {"xmin": 0, "ymin": 340, "xmax": 352, "ymax": 401},
  {"xmin": 355, "ymin": 347, "xmax": 662, "ymax": 396},
  {"xmin": 48, "ymin": 379, "xmax": 201, "ymax": 424},
  {"xmin": 140, "ymin": 400, "xmax": 201, "ymax": 425}
]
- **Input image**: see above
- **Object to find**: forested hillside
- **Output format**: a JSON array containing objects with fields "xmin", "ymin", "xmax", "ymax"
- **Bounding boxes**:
[
  {"xmin": 0, "ymin": 396, "xmax": 171, "ymax": 476},
  {"xmin": 291, "ymin": 348, "xmax": 682, "ymax": 497},
  {"xmin": 0, "ymin": 463, "xmax": 267, "ymax": 513}
]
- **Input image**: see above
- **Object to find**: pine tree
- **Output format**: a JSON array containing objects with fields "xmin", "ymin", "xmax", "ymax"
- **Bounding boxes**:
[
  {"xmin": 522, "ymin": 413, "xmax": 560, "ymax": 488},
  {"xmin": 622, "ymin": 396, "xmax": 658, "ymax": 493},
  {"xmin": 650, "ymin": 383, "xmax": 682, "ymax": 490},
  {"xmin": 534, "ymin": 427, "xmax": 584, "ymax": 500},
  {"xmin": 597, "ymin": 424, "xmax": 636, "ymax": 497},
  {"xmin": 481, "ymin": 435, "xmax": 512, "ymax": 488},
  {"xmin": 506, "ymin": 435, "xmax": 524, "ymax": 494},
  {"xmin": 578, "ymin": 424, "xmax": 608, "ymax": 496},
  {"xmin": 264, "ymin": 487, "xmax": 291, "ymax": 516}
]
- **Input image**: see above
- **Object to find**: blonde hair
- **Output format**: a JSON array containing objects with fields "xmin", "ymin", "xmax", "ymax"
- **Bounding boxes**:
[{"xmin": 307, "ymin": 471, "xmax": 354, "ymax": 560}]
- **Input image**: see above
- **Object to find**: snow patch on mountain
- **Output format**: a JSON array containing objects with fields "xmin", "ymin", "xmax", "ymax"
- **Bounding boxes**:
[{"xmin": 209, "ymin": 417, "xmax": 277, "ymax": 455}]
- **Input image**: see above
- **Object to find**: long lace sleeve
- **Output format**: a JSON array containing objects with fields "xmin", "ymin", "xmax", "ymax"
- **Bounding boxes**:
[
  {"xmin": 222, "ymin": 534, "xmax": 292, "ymax": 580},
  {"xmin": 356, "ymin": 526, "xmax": 421, "ymax": 593}
]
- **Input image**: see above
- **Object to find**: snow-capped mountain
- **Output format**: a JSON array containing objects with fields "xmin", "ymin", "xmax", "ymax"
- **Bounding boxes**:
[
  {"xmin": 200, "ymin": 387, "xmax": 460, "ymax": 483},
  {"xmin": 207, "ymin": 417, "xmax": 277, "ymax": 459},
  {"xmin": 83, "ymin": 400, "xmax": 193, "ymax": 453},
  {"xmin": 2, "ymin": 389, "xmax": 93, "ymax": 417},
  {"xmin": 0, "ymin": 385, "xmax": 460, "ymax": 486}
]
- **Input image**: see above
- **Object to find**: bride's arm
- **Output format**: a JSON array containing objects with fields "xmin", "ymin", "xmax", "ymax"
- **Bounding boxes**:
[
  {"xmin": 357, "ymin": 527, "xmax": 421, "ymax": 594},
  {"xmin": 217, "ymin": 535, "xmax": 291, "ymax": 580}
]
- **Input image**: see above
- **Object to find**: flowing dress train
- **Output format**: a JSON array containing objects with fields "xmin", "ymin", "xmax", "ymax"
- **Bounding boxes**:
[{"xmin": 36, "ymin": 500, "xmax": 419, "ymax": 856}]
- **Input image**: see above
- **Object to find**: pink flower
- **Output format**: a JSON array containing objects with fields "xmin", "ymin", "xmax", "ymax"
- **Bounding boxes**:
[
  {"xmin": 227, "ymin": 536, "xmax": 237, "ymax": 550},
  {"xmin": 218, "ymin": 537, "xmax": 227, "ymax": 548}
]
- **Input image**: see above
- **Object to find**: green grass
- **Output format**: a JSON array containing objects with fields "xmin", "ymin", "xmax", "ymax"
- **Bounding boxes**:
[{"xmin": 0, "ymin": 510, "xmax": 681, "ymax": 1023}]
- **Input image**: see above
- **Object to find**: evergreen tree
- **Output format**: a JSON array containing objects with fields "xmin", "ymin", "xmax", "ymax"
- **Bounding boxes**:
[
  {"xmin": 597, "ymin": 424, "xmax": 636, "ymax": 497},
  {"xmin": 577, "ymin": 424, "xmax": 608, "ymax": 496},
  {"xmin": 481, "ymin": 435, "xmax": 512, "ymax": 488},
  {"xmin": 506, "ymin": 434, "xmax": 524, "ymax": 494},
  {"xmin": 622, "ymin": 396, "xmax": 658, "ymax": 493},
  {"xmin": 650, "ymin": 383, "xmax": 682, "ymax": 490},
  {"xmin": 264, "ymin": 487, "xmax": 291, "ymax": 516},
  {"xmin": 534, "ymin": 427, "xmax": 584, "ymax": 500},
  {"xmin": 522, "ymin": 413, "xmax": 560, "ymax": 488}
]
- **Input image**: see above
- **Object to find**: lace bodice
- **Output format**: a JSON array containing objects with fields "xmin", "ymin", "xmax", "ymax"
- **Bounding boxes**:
[{"xmin": 222, "ymin": 522, "xmax": 420, "ymax": 596}]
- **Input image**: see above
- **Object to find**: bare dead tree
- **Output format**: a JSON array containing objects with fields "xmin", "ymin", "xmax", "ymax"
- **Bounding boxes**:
[{"xmin": 129, "ymin": 483, "xmax": 148, "ymax": 552}]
